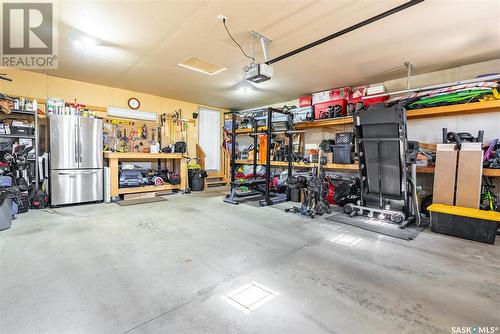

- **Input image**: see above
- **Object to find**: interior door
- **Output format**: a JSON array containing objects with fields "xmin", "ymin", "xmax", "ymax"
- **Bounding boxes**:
[
  {"xmin": 49, "ymin": 115, "xmax": 78, "ymax": 169},
  {"xmin": 79, "ymin": 117, "xmax": 103, "ymax": 169},
  {"xmin": 198, "ymin": 108, "xmax": 221, "ymax": 171}
]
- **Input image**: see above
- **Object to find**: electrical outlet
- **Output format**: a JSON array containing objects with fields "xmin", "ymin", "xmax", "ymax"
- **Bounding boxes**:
[{"xmin": 217, "ymin": 14, "xmax": 228, "ymax": 21}]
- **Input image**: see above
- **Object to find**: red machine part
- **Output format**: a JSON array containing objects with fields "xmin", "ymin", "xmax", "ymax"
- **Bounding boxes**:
[{"xmin": 347, "ymin": 95, "xmax": 389, "ymax": 114}]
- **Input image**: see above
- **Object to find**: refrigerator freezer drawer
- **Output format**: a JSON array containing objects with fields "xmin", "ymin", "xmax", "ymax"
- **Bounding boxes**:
[{"xmin": 50, "ymin": 169, "xmax": 103, "ymax": 206}]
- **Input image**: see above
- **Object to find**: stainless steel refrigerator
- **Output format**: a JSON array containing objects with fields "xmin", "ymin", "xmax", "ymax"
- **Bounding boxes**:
[{"xmin": 49, "ymin": 115, "xmax": 103, "ymax": 206}]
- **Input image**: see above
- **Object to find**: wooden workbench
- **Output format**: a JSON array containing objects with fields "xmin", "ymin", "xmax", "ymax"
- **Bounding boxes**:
[{"xmin": 103, "ymin": 152, "xmax": 188, "ymax": 197}]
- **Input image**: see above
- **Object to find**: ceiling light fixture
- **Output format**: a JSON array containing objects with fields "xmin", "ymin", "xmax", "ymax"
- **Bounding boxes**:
[{"xmin": 73, "ymin": 36, "xmax": 97, "ymax": 50}]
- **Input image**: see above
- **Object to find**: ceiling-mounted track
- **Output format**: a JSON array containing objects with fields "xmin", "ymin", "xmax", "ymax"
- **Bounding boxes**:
[{"xmin": 265, "ymin": 0, "xmax": 425, "ymax": 65}]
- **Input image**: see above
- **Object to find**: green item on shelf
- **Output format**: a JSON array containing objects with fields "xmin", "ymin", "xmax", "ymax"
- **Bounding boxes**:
[{"xmin": 407, "ymin": 89, "xmax": 491, "ymax": 109}]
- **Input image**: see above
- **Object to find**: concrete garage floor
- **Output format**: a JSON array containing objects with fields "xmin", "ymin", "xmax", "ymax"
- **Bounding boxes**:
[{"xmin": 1, "ymin": 188, "xmax": 499, "ymax": 334}]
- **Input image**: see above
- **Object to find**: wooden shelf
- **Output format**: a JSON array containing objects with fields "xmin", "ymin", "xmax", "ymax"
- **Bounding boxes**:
[
  {"xmin": 235, "ymin": 126, "xmax": 268, "ymax": 134},
  {"xmin": 117, "ymin": 184, "xmax": 180, "ymax": 195},
  {"xmin": 416, "ymin": 166, "xmax": 500, "ymax": 177},
  {"xmin": 295, "ymin": 100, "xmax": 500, "ymax": 129},
  {"xmin": 103, "ymin": 152, "xmax": 183, "ymax": 159},
  {"xmin": 295, "ymin": 117, "xmax": 352, "ymax": 129},
  {"xmin": 234, "ymin": 159, "xmax": 358, "ymax": 171},
  {"xmin": 234, "ymin": 160, "xmax": 500, "ymax": 177}
]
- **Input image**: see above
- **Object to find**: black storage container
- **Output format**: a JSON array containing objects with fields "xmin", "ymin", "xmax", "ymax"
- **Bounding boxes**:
[
  {"xmin": 428, "ymin": 204, "xmax": 499, "ymax": 244},
  {"xmin": 10, "ymin": 126, "xmax": 35, "ymax": 136},
  {"xmin": 188, "ymin": 170, "xmax": 207, "ymax": 191},
  {"xmin": 331, "ymin": 144, "xmax": 353, "ymax": 164}
]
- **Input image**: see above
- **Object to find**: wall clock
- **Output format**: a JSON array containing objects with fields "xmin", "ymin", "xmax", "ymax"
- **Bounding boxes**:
[{"xmin": 128, "ymin": 97, "xmax": 140, "ymax": 110}]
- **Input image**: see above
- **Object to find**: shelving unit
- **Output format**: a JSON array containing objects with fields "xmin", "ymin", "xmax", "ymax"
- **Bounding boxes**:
[
  {"xmin": 227, "ymin": 107, "xmax": 293, "ymax": 206},
  {"xmin": 0, "ymin": 105, "xmax": 39, "ymax": 193}
]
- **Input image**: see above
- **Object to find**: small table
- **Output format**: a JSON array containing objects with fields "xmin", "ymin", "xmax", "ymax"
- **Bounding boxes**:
[{"xmin": 103, "ymin": 152, "xmax": 187, "ymax": 198}]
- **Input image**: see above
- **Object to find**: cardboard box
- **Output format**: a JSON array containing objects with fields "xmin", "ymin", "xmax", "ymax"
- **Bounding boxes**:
[
  {"xmin": 312, "ymin": 90, "xmax": 331, "ymax": 105},
  {"xmin": 433, "ymin": 144, "xmax": 458, "ymax": 206},
  {"xmin": 366, "ymin": 85, "xmax": 386, "ymax": 96},
  {"xmin": 455, "ymin": 143, "xmax": 483, "ymax": 209},
  {"xmin": 312, "ymin": 87, "xmax": 351, "ymax": 105}
]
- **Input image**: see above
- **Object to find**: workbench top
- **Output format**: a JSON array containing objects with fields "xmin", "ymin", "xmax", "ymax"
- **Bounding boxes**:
[{"xmin": 103, "ymin": 152, "xmax": 184, "ymax": 159}]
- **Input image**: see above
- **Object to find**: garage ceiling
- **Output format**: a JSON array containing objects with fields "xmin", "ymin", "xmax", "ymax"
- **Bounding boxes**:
[{"xmin": 34, "ymin": 0, "xmax": 500, "ymax": 110}]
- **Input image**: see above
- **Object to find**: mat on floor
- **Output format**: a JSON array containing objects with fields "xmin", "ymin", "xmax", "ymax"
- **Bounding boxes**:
[
  {"xmin": 115, "ymin": 197, "xmax": 167, "ymax": 206},
  {"xmin": 325, "ymin": 213, "xmax": 428, "ymax": 240}
]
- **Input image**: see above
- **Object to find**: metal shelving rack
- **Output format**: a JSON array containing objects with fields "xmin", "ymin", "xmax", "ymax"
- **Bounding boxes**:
[
  {"xmin": 225, "ymin": 107, "xmax": 294, "ymax": 206},
  {"xmin": 0, "ymin": 108, "xmax": 39, "ymax": 193}
]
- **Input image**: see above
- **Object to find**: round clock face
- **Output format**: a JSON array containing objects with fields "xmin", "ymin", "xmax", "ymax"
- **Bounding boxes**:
[{"xmin": 128, "ymin": 98, "xmax": 140, "ymax": 109}]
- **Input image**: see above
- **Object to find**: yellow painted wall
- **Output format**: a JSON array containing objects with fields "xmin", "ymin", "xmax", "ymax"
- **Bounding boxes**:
[{"xmin": 0, "ymin": 67, "xmax": 225, "ymax": 158}]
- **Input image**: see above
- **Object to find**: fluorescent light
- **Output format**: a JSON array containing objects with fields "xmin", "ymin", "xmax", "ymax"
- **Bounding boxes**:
[{"xmin": 107, "ymin": 106, "xmax": 157, "ymax": 122}]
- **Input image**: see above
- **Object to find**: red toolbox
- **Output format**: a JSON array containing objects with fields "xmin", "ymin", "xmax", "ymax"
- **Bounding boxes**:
[{"xmin": 314, "ymin": 99, "xmax": 347, "ymax": 119}]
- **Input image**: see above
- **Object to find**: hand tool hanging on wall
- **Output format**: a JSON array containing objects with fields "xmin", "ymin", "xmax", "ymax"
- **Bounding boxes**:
[{"xmin": 159, "ymin": 113, "xmax": 166, "ymax": 148}]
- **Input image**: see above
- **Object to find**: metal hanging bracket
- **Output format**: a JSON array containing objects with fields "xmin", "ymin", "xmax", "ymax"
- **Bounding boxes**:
[{"xmin": 251, "ymin": 31, "xmax": 272, "ymax": 62}]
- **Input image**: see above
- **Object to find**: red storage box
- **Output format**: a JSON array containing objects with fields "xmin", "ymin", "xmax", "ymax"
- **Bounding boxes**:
[
  {"xmin": 314, "ymin": 100, "xmax": 347, "ymax": 119},
  {"xmin": 299, "ymin": 95, "xmax": 312, "ymax": 107}
]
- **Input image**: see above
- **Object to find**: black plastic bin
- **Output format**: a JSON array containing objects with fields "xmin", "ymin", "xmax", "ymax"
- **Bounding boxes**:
[
  {"xmin": 188, "ymin": 169, "xmax": 208, "ymax": 191},
  {"xmin": 0, "ymin": 187, "xmax": 22, "ymax": 231},
  {"xmin": 331, "ymin": 144, "xmax": 353, "ymax": 164},
  {"xmin": 428, "ymin": 204, "xmax": 500, "ymax": 244}
]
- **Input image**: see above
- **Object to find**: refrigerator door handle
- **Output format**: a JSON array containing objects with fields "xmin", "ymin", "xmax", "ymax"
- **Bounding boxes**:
[
  {"xmin": 79, "ymin": 122, "xmax": 83, "ymax": 163},
  {"xmin": 79, "ymin": 171, "xmax": 98, "ymax": 175},
  {"xmin": 59, "ymin": 171, "xmax": 98, "ymax": 176},
  {"xmin": 74, "ymin": 123, "xmax": 79, "ymax": 164},
  {"xmin": 58, "ymin": 172, "xmax": 77, "ymax": 177}
]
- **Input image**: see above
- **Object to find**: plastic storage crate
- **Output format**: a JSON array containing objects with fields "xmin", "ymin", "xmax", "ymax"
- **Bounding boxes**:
[
  {"xmin": 292, "ymin": 106, "xmax": 313, "ymax": 123},
  {"xmin": 428, "ymin": 204, "xmax": 500, "ymax": 244},
  {"xmin": 335, "ymin": 132, "xmax": 354, "ymax": 144},
  {"xmin": 331, "ymin": 144, "xmax": 353, "ymax": 164}
]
